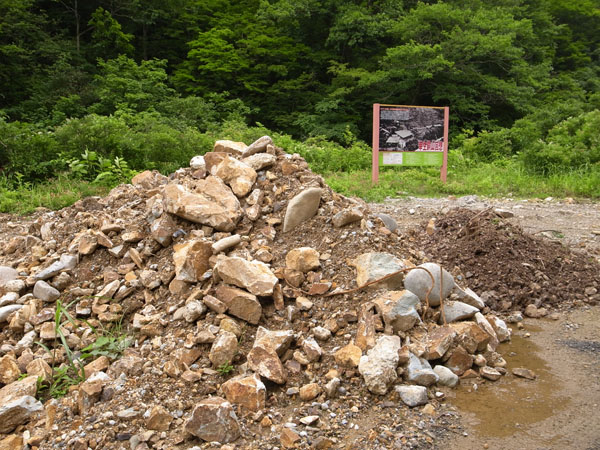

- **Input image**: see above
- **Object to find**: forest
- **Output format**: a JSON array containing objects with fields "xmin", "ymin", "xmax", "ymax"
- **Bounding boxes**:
[{"xmin": 1, "ymin": 0, "xmax": 599, "ymax": 211}]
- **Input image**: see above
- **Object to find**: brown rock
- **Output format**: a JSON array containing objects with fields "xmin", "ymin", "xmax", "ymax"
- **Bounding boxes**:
[
  {"xmin": 285, "ymin": 247, "xmax": 320, "ymax": 273},
  {"xmin": 0, "ymin": 355, "xmax": 20, "ymax": 385},
  {"xmin": 221, "ymin": 373, "xmax": 266, "ymax": 412},
  {"xmin": 83, "ymin": 356, "xmax": 110, "ymax": 377},
  {"xmin": 0, "ymin": 395, "xmax": 43, "ymax": 433},
  {"xmin": 25, "ymin": 359, "xmax": 52, "ymax": 382},
  {"xmin": 254, "ymin": 327, "xmax": 295, "ymax": 356},
  {"xmin": 0, "ymin": 376, "xmax": 37, "ymax": 404},
  {"xmin": 131, "ymin": 170, "xmax": 167, "ymax": 189},
  {"xmin": 450, "ymin": 322, "xmax": 490, "ymax": 353},
  {"xmin": 0, "ymin": 435, "xmax": 23, "ymax": 450},
  {"xmin": 283, "ymin": 269, "xmax": 304, "ymax": 288},
  {"xmin": 78, "ymin": 233, "xmax": 98, "ymax": 255},
  {"xmin": 512, "ymin": 368, "xmax": 537, "ymax": 380},
  {"xmin": 332, "ymin": 208, "xmax": 364, "ymax": 228},
  {"xmin": 425, "ymin": 326, "xmax": 456, "ymax": 360},
  {"xmin": 211, "ymin": 155, "xmax": 257, "ymax": 197},
  {"xmin": 445, "ymin": 346, "xmax": 473, "ymax": 376},
  {"xmin": 247, "ymin": 345, "xmax": 287, "ymax": 384},
  {"xmin": 280, "ymin": 428, "xmax": 301, "ymax": 449},
  {"xmin": 355, "ymin": 303, "xmax": 376, "ymax": 351},
  {"xmin": 480, "ymin": 366, "xmax": 502, "ymax": 381},
  {"xmin": 150, "ymin": 214, "xmax": 177, "ymax": 247},
  {"xmin": 299, "ymin": 383, "xmax": 321, "ymax": 401},
  {"xmin": 145, "ymin": 405, "xmax": 173, "ymax": 431},
  {"xmin": 184, "ymin": 397, "xmax": 240, "ymax": 443},
  {"xmin": 334, "ymin": 344, "xmax": 362, "ymax": 368},
  {"xmin": 283, "ymin": 188, "xmax": 322, "ymax": 233},
  {"xmin": 173, "ymin": 239, "xmax": 212, "ymax": 282},
  {"xmin": 203, "ymin": 294, "xmax": 228, "ymax": 314},
  {"xmin": 213, "ymin": 140, "xmax": 247, "ymax": 156},
  {"xmin": 209, "ymin": 331, "xmax": 238, "ymax": 368},
  {"xmin": 215, "ymin": 285, "xmax": 262, "ymax": 324}
]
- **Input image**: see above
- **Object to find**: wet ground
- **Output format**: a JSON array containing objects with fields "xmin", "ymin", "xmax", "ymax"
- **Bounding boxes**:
[{"xmin": 445, "ymin": 306, "xmax": 600, "ymax": 450}]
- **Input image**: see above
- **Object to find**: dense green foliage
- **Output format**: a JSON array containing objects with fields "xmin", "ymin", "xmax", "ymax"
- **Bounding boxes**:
[{"xmin": 0, "ymin": 0, "xmax": 599, "ymax": 206}]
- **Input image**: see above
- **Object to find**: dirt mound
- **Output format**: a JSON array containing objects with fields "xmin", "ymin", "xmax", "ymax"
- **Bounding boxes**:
[{"xmin": 412, "ymin": 208, "xmax": 600, "ymax": 311}]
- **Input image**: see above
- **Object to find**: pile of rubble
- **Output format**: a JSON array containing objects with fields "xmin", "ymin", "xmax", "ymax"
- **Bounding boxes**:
[{"xmin": 0, "ymin": 136, "xmax": 542, "ymax": 449}]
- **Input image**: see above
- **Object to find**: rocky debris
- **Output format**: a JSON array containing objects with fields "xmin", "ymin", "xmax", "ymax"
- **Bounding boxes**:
[
  {"xmin": 185, "ymin": 397, "xmax": 241, "ymax": 443},
  {"xmin": 442, "ymin": 301, "xmax": 479, "ymax": 323},
  {"xmin": 0, "ymin": 134, "xmax": 567, "ymax": 449},
  {"xmin": 352, "ymin": 252, "xmax": 413, "ymax": 290},
  {"xmin": 406, "ymin": 353, "xmax": 439, "ymax": 387}
]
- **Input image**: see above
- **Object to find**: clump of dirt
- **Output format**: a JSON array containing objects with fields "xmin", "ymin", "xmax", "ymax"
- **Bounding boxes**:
[{"xmin": 412, "ymin": 208, "xmax": 600, "ymax": 311}]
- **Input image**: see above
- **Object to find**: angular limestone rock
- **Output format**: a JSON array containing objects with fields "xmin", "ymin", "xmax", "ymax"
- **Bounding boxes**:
[
  {"xmin": 243, "ymin": 136, "xmax": 273, "ymax": 157},
  {"xmin": 173, "ymin": 239, "xmax": 212, "ymax": 282},
  {"xmin": 424, "ymin": 326, "xmax": 457, "ymax": 360},
  {"xmin": 163, "ymin": 179, "xmax": 242, "ymax": 231},
  {"xmin": 214, "ymin": 257, "xmax": 277, "ymax": 297},
  {"xmin": 283, "ymin": 188, "xmax": 322, "ymax": 233},
  {"xmin": 215, "ymin": 285, "xmax": 262, "ymax": 325},
  {"xmin": 395, "ymin": 385, "xmax": 428, "ymax": 407},
  {"xmin": 352, "ymin": 253, "xmax": 412, "ymax": 290},
  {"xmin": 185, "ymin": 397, "xmax": 240, "ymax": 443},
  {"xmin": 373, "ymin": 290, "xmax": 422, "ymax": 333},
  {"xmin": 211, "ymin": 155, "xmax": 257, "ymax": 197},
  {"xmin": 441, "ymin": 301, "xmax": 479, "ymax": 323},
  {"xmin": 285, "ymin": 247, "xmax": 320, "ymax": 273},
  {"xmin": 242, "ymin": 153, "xmax": 276, "ymax": 171},
  {"xmin": 221, "ymin": 373, "xmax": 266, "ymax": 412},
  {"xmin": 247, "ymin": 344, "xmax": 287, "ymax": 384},
  {"xmin": 358, "ymin": 335, "xmax": 401, "ymax": 395},
  {"xmin": 0, "ymin": 395, "xmax": 43, "ymax": 433},
  {"xmin": 332, "ymin": 208, "xmax": 363, "ymax": 228},
  {"xmin": 214, "ymin": 140, "xmax": 247, "ymax": 156},
  {"xmin": 406, "ymin": 353, "xmax": 439, "ymax": 387},
  {"xmin": 209, "ymin": 331, "xmax": 238, "ymax": 368}
]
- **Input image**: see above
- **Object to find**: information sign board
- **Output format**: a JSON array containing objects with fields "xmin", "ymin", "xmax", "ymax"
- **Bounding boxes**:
[{"xmin": 372, "ymin": 104, "xmax": 449, "ymax": 182}]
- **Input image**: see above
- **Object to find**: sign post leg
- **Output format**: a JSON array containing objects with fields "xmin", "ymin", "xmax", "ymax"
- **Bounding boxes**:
[
  {"xmin": 372, "ymin": 103, "xmax": 380, "ymax": 184},
  {"xmin": 440, "ymin": 106, "xmax": 449, "ymax": 183}
]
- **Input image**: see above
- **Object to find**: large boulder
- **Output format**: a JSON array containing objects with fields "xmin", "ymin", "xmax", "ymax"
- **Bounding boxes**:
[{"xmin": 404, "ymin": 262, "xmax": 455, "ymax": 307}]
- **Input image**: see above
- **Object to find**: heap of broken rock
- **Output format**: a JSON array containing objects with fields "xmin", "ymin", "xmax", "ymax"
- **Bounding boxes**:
[{"xmin": 1, "ymin": 136, "xmax": 519, "ymax": 448}]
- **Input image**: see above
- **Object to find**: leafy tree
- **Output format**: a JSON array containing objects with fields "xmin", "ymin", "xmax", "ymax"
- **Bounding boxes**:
[{"xmin": 89, "ymin": 56, "xmax": 174, "ymax": 114}]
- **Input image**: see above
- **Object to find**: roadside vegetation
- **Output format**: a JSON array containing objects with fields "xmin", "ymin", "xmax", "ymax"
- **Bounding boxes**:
[{"xmin": 1, "ymin": 0, "xmax": 599, "ymax": 213}]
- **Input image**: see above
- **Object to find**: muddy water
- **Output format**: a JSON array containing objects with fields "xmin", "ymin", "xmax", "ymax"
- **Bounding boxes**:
[
  {"xmin": 445, "ymin": 307, "xmax": 600, "ymax": 450},
  {"xmin": 448, "ymin": 328, "xmax": 567, "ymax": 439}
]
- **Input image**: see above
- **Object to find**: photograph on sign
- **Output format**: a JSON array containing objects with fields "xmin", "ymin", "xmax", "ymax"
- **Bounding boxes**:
[{"xmin": 379, "ymin": 106, "xmax": 444, "ymax": 152}]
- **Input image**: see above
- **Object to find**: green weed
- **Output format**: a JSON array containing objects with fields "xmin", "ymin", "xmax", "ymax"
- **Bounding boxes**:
[{"xmin": 217, "ymin": 361, "xmax": 234, "ymax": 376}]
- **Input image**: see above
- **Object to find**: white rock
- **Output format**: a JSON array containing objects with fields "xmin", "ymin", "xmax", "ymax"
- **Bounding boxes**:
[
  {"xmin": 441, "ymin": 301, "xmax": 479, "ymax": 323},
  {"xmin": 33, "ymin": 280, "xmax": 60, "ymax": 302},
  {"xmin": 395, "ymin": 385, "xmax": 428, "ymax": 407},
  {"xmin": 190, "ymin": 155, "xmax": 206, "ymax": 170},
  {"xmin": 358, "ymin": 335, "xmax": 401, "ymax": 395},
  {"xmin": 406, "ymin": 353, "xmax": 439, "ymax": 387},
  {"xmin": 433, "ymin": 365, "xmax": 458, "ymax": 387}
]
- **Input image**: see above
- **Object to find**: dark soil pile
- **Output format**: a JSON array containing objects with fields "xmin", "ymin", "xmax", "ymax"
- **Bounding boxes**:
[{"xmin": 412, "ymin": 208, "xmax": 600, "ymax": 311}]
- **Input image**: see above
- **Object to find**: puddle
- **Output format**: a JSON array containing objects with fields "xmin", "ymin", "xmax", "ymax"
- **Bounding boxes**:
[{"xmin": 447, "ymin": 326, "xmax": 569, "ymax": 439}]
